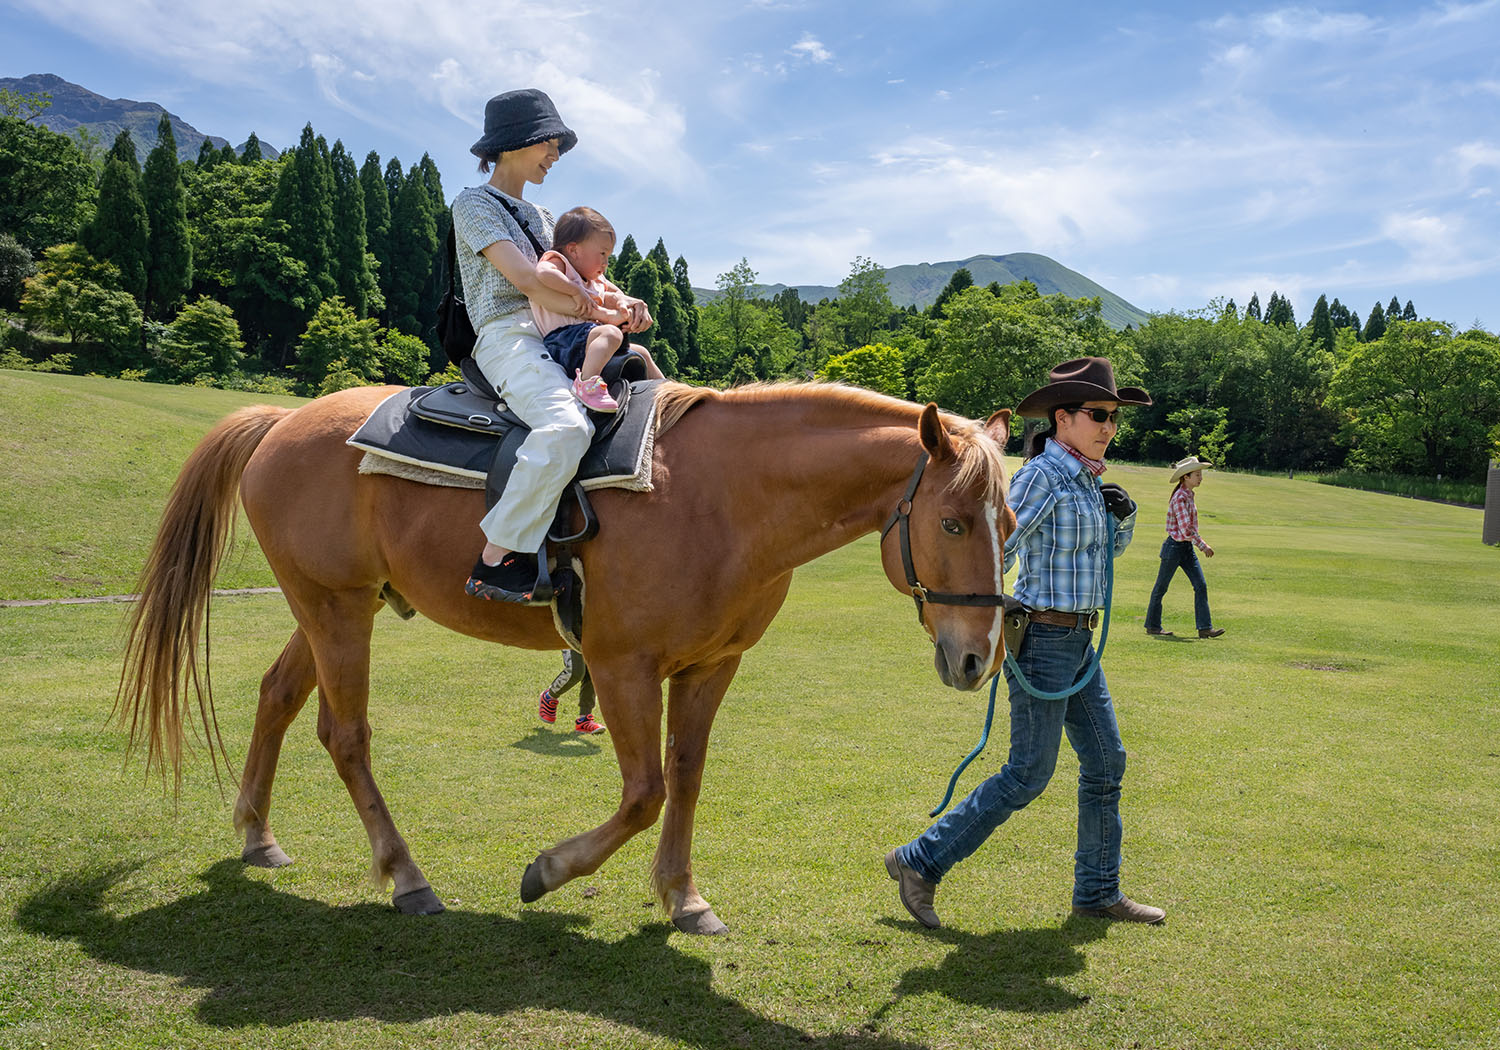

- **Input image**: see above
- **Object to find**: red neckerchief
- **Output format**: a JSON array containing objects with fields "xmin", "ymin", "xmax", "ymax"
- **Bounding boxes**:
[{"xmin": 1055, "ymin": 439, "xmax": 1107, "ymax": 477}]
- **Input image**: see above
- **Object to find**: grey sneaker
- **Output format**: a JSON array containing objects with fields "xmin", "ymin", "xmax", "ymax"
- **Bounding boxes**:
[
  {"xmin": 1072, "ymin": 894, "xmax": 1166, "ymax": 924},
  {"xmin": 884, "ymin": 849, "xmax": 940, "ymax": 929}
]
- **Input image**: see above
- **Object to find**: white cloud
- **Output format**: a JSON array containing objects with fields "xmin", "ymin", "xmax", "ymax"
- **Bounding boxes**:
[
  {"xmin": 1454, "ymin": 141, "xmax": 1500, "ymax": 176},
  {"xmin": 1252, "ymin": 8, "xmax": 1376, "ymax": 41},
  {"xmin": 788, "ymin": 33, "xmax": 833, "ymax": 63},
  {"xmin": 9, "ymin": 0, "xmax": 701, "ymax": 188}
]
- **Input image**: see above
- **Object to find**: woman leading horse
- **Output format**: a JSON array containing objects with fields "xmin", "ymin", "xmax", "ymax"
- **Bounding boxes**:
[{"xmin": 119, "ymin": 380, "xmax": 1015, "ymax": 934}]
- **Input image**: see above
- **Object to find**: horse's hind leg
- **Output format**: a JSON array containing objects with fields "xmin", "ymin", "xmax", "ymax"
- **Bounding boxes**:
[
  {"xmin": 651, "ymin": 656, "xmax": 740, "ymax": 935},
  {"xmin": 521, "ymin": 665, "xmax": 666, "ymax": 902},
  {"xmin": 235, "ymin": 628, "xmax": 317, "ymax": 867},
  {"xmin": 297, "ymin": 587, "xmax": 444, "ymax": 915}
]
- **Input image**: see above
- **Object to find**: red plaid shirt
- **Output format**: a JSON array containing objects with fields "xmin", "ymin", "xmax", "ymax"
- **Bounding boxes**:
[{"xmin": 1166, "ymin": 487, "xmax": 1208, "ymax": 551}]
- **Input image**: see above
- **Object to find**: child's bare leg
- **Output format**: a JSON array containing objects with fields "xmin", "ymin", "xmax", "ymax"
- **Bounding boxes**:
[
  {"xmin": 628, "ymin": 343, "xmax": 666, "ymax": 379},
  {"xmin": 578, "ymin": 325, "xmax": 624, "ymax": 379}
]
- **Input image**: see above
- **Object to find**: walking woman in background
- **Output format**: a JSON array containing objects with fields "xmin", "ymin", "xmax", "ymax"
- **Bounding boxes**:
[{"xmin": 1144, "ymin": 456, "xmax": 1225, "ymax": 639}]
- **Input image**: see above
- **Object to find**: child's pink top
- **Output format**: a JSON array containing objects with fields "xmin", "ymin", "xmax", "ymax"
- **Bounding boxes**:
[{"xmin": 530, "ymin": 250, "xmax": 625, "ymax": 336}]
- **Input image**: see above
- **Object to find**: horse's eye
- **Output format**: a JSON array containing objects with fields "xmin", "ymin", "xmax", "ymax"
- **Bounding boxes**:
[{"xmin": 941, "ymin": 518, "xmax": 964, "ymax": 536}]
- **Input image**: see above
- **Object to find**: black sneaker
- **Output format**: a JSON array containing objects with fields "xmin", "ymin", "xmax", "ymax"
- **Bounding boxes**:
[{"xmin": 465, "ymin": 552, "xmax": 546, "ymax": 605}]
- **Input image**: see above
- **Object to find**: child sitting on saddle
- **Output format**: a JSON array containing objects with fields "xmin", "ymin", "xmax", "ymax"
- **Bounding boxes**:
[{"xmin": 530, "ymin": 206, "xmax": 666, "ymax": 413}]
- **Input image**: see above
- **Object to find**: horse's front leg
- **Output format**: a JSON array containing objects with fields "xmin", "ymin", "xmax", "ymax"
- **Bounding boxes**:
[
  {"xmin": 520, "ymin": 665, "xmax": 665, "ymax": 902},
  {"xmin": 652, "ymin": 655, "xmax": 741, "ymax": 935}
]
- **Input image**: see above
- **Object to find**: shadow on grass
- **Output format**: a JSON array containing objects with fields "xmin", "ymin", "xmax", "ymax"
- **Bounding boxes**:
[
  {"xmin": 874, "ymin": 915, "xmax": 1106, "ymax": 1016},
  {"xmin": 18, "ymin": 861, "xmax": 923, "ymax": 1049},
  {"xmin": 508, "ymin": 725, "xmax": 606, "ymax": 757}
]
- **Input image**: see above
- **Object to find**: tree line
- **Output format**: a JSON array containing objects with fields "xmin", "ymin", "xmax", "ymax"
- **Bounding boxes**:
[{"xmin": 3, "ymin": 88, "xmax": 1496, "ymax": 481}]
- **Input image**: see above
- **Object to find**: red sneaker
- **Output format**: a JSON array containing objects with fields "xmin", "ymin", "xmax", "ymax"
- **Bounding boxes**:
[
  {"xmin": 574, "ymin": 713, "xmax": 606, "ymax": 735},
  {"xmin": 539, "ymin": 688, "xmax": 557, "ymax": 724}
]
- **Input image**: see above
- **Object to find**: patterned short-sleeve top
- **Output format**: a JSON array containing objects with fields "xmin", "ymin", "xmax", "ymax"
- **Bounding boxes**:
[{"xmin": 450, "ymin": 185, "xmax": 555, "ymax": 330}]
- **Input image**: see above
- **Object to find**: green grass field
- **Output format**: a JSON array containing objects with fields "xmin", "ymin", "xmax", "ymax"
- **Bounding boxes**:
[{"xmin": 2, "ymin": 369, "xmax": 1498, "ymax": 1049}]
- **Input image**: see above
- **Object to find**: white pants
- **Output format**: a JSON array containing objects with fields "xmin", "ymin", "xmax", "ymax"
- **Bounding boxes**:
[{"xmin": 472, "ymin": 310, "xmax": 594, "ymax": 553}]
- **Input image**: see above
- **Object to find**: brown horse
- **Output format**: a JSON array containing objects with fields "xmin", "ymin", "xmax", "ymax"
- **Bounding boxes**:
[{"xmin": 118, "ymin": 381, "xmax": 1014, "ymax": 934}]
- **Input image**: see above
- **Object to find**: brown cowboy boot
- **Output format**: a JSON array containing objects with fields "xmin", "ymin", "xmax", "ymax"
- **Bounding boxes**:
[
  {"xmin": 1072, "ymin": 894, "xmax": 1166, "ymax": 924},
  {"xmin": 884, "ymin": 850, "xmax": 940, "ymax": 929}
]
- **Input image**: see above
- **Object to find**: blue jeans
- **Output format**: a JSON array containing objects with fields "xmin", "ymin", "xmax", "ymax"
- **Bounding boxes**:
[
  {"xmin": 896, "ymin": 623, "xmax": 1127, "ymax": 909},
  {"xmin": 1144, "ymin": 538, "xmax": 1212, "ymax": 631}
]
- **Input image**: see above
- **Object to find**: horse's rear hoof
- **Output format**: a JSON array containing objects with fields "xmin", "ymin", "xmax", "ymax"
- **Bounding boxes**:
[
  {"xmin": 242, "ymin": 843, "xmax": 294, "ymax": 868},
  {"xmin": 393, "ymin": 886, "xmax": 446, "ymax": 915},
  {"xmin": 672, "ymin": 908, "xmax": 729, "ymax": 936},
  {"xmin": 520, "ymin": 860, "xmax": 548, "ymax": 903}
]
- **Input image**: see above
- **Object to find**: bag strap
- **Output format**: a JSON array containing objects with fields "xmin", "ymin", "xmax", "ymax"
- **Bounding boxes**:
[
  {"xmin": 482, "ymin": 186, "xmax": 547, "ymax": 258},
  {"xmin": 445, "ymin": 223, "xmax": 458, "ymax": 296}
]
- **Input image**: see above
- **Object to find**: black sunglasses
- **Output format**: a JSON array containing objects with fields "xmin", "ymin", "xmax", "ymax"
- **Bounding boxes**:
[{"xmin": 1060, "ymin": 405, "xmax": 1121, "ymax": 424}]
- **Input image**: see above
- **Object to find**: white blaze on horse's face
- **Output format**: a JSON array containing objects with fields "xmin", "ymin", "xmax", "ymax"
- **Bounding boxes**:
[{"xmin": 983, "ymin": 498, "xmax": 1004, "ymax": 675}]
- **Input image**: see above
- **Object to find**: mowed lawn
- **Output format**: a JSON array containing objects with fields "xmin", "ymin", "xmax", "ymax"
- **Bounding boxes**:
[{"xmin": 1, "ymin": 369, "xmax": 1497, "ymax": 1050}]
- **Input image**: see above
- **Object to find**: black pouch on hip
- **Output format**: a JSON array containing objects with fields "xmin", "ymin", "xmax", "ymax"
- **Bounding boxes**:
[{"xmin": 1001, "ymin": 595, "xmax": 1028, "ymax": 656}]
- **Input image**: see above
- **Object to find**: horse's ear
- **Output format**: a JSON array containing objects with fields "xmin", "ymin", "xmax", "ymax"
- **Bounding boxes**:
[
  {"xmin": 919, "ymin": 403, "xmax": 956, "ymax": 462},
  {"xmin": 985, "ymin": 408, "xmax": 1012, "ymax": 446}
]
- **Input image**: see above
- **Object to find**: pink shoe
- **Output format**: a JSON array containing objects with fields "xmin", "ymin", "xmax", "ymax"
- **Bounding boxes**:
[
  {"xmin": 539, "ymin": 688, "xmax": 557, "ymax": 724},
  {"xmin": 572, "ymin": 374, "xmax": 619, "ymax": 413},
  {"xmin": 574, "ymin": 714, "xmax": 606, "ymax": 735}
]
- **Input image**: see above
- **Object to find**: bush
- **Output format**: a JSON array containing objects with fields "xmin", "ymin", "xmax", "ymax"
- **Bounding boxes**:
[
  {"xmin": 156, "ymin": 296, "xmax": 244, "ymax": 382},
  {"xmin": 0, "ymin": 231, "xmax": 34, "ymax": 311},
  {"xmin": 317, "ymin": 357, "xmax": 372, "ymax": 396}
]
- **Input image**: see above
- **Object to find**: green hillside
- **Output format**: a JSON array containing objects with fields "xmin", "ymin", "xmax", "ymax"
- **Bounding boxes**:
[
  {"xmin": 0, "ymin": 369, "xmax": 304, "ymax": 600},
  {"xmin": 2, "ymin": 369, "xmax": 1498, "ymax": 1050},
  {"xmin": 700, "ymin": 252, "xmax": 1152, "ymax": 330}
]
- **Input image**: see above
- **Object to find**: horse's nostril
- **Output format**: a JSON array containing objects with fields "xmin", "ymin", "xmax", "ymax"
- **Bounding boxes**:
[{"xmin": 962, "ymin": 653, "xmax": 984, "ymax": 684}]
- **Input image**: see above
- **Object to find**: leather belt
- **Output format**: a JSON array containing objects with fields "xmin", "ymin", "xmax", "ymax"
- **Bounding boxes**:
[{"xmin": 1027, "ymin": 608, "xmax": 1099, "ymax": 630}]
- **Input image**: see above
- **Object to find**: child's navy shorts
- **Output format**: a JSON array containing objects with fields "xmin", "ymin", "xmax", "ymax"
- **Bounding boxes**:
[{"xmin": 542, "ymin": 322, "xmax": 594, "ymax": 378}]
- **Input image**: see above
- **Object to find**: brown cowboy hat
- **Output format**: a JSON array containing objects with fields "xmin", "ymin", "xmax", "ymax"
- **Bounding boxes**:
[{"xmin": 1015, "ymin": 357, "xmax": 1151, "ymax": 417}]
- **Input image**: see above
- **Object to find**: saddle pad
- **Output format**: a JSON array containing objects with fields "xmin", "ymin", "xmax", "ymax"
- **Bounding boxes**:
[{"xmin": 347, "ymin": 380, "xmax": 660, "ymax": 492}]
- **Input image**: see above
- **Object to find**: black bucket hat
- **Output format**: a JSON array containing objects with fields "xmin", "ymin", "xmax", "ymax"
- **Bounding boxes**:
[
  {"xmin": 470, "ymin": 88, "xmax": 577, "ymax": 159},
  {"xmin": 1015, "ymin": 357, "xmax": 1151, "ymax": 417}
]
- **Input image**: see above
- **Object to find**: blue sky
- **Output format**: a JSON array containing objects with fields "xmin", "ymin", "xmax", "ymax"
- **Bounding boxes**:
[{"xmin": 4, "ymin": 0, "xmax": 1499, "ymax": 327}]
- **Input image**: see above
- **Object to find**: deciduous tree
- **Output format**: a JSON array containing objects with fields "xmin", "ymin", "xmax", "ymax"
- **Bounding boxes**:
[{"xmin": 0, "ymin": 116, "xmax": 95, "ymax": 254}]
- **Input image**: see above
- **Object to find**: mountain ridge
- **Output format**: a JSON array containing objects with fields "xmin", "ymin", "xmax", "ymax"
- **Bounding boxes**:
[
  {"xmin": 696, "ymin": 252, "xmax": 1150, "ymax": 329},
  {"xmin": 1, "ymin": 73, "xmax": 278, "ymax": 164}
]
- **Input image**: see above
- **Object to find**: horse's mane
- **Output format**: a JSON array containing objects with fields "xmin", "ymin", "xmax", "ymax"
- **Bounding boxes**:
[{"xmin": 653, "ymin": 381, "xmax": 1008, "ymax": 506}]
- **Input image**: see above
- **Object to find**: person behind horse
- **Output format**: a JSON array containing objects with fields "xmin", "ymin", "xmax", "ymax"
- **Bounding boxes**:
[
  {"xmin": 1144, "ymin": 456, "xmax": 1225, "ymax": 639},
  {"xmin": 885, "ymin": 357, "xmax": 1168, "ymax": 928},
  {"xmin": 451, "ymin": 88, "xmax": 653, "ymax": 605},
  {"xmin": 531, "ymin": 206, "xmax": 666, "ymax": 414}
]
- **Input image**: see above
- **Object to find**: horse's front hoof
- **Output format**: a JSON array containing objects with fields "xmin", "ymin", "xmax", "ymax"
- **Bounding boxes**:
[
  {"xmin": 672, "ymin": 908, "xmax": 729, "ymax": 936},
  {"xmin": 393, "ymin": 886, "xmax": 446, "ymax": 915},
  {"xmin": 242, "ymin": 843, "xmax": 294, "ymax": 868},
  {"xmin": 520, "ymin": 860, "xmax": 548, "ymax": 903}
]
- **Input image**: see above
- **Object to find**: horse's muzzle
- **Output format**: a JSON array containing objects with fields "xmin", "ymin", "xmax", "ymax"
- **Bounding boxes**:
[{"xmin": 932, "ymin": 640, "xmax": 990, "ymax": 692}]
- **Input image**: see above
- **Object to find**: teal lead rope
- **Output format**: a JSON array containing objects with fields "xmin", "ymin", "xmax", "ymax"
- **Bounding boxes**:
[{"xmin": 928, "ymin": 509, "xmax": 1118, "ymax": 818}]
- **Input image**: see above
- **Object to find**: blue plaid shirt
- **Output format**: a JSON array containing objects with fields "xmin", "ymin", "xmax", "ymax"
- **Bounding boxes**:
[{"xmin": 1003, "ymin": 440, "xmax": 1136, "ymax": 612}]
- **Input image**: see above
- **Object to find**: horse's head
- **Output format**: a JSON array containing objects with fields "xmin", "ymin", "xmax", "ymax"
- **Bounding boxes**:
[{"xmin": 880, "ymin": 404, "xmax": 1016, "ymax": 691}]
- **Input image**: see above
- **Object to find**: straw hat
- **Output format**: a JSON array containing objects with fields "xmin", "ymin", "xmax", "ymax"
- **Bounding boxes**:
[{"xmin": 1169, "ymin": 456, "xmax": 1214, "ymax": 484}]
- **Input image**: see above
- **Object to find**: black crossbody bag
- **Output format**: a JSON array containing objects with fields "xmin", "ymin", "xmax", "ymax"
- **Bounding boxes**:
[{"xmin": 436, "ymin": 188, "xmax": 548, "ymax": 366}]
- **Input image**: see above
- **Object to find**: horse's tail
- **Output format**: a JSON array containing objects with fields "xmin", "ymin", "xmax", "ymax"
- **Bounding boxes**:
[{"xmin": 115, "ymin": 404, "xmax": 293, "ymax": 792}]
